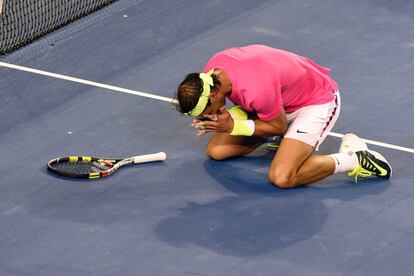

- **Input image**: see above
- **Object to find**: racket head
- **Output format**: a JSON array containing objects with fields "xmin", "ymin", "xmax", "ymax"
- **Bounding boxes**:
[{"xmin": 47, "ymin": 156, "xmax": 122, "ymax": 179}]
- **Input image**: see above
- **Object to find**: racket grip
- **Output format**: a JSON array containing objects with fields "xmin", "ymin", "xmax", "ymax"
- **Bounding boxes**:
[{"xmin": 132, "ymin": 152, "xmax": 167, "ymax": 164}]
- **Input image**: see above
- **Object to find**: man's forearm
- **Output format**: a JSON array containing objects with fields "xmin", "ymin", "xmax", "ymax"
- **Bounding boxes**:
[{"xmin": 253, "ymin": 119, "xmax": 288, "ymax": 137}]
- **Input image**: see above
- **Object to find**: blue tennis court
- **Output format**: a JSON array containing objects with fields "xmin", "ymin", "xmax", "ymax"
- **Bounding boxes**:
[{"xmin": 1, "ymin": 1, "xmax": 413, "ymax": 275}]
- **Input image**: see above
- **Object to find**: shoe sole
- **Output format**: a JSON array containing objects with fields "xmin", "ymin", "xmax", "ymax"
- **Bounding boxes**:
[
  {"xmin": 340, "ymin": 133, "xmax": 368, "ymax": 153},
  {"xmin": 367, "ymin": 150, "xmax": 393, "ymax": 179}
]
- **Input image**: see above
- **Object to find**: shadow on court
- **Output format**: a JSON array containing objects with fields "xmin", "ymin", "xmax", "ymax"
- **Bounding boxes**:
[{"xmin": 155, "ymin": 154, "xmax": 390, "ymax": 257}]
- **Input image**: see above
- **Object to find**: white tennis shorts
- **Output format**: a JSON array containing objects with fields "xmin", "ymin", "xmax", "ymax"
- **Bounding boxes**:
[{"xmin": 284, "ymin": 91, "xmax": 341, "ymax": 151}]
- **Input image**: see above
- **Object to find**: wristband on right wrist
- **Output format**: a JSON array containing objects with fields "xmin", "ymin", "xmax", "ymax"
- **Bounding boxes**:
[{"xmin": 230, "ymin": 119, "xmax": 255, "ymax": 136}]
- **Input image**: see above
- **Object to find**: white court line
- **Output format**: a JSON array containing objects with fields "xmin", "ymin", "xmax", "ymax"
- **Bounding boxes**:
[
  {"xmin": 0, "ymin": 61, "xmax": 172, "ymax": 103},
  {"xmin": 327, "ymin": 132, "xmax": 414, "ymax": 154},
  {"xmin": 1, "ymin": 61, "xmax": 413, "ymax": 154}
]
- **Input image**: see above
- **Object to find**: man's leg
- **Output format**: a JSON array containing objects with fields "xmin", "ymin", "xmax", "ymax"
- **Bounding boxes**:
[
  {"xmin": 268, "ymin": 138, "xmax": 336, "ymax": 188},
  {"xmin": 268, "ymin": 92, "xmax": 340, "ymax": 188},
  {"xmin": 205, "ymin": 133, "xmax": 264, "ymax": 160}
]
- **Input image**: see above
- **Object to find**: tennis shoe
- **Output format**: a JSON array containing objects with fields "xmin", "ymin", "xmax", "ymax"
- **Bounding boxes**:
[
  {"xmin": 339, "ymin": 133, "xmax": 368, "ymax": 153},
  {"xmin": 349, "ymin": 150, "xmax": 392, "ymax": 182},
  {"xmin": 266, "ymin": 136, "xmax": 282, "ymax": 151},
  {"xmin": 339, "ymin": 133, "xmax": 392, "ymax": 181}
]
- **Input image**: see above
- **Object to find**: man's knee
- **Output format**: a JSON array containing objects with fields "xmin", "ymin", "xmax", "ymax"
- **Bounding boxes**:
[
  {"xmin": 205, "ymin": 145, "xmax": 230, "ymax": 161},
  {"xmin": 268, "ymin": 169, "xmax": 297, "ymax": 189}
]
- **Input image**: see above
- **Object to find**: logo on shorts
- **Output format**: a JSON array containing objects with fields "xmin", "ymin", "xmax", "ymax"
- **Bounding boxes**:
[{"xmin": 296, "ymin": 129, "xmax": 308, "ymax": 134}]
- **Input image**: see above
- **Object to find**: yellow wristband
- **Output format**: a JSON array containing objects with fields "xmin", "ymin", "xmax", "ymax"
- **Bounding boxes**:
[
  {"xmin": 227, "ymin": 106, "xmax": 248, "ymax": 120},
  {"xmin": 230, "ymin": 120, "xmax": 255, "ymax": 136}
]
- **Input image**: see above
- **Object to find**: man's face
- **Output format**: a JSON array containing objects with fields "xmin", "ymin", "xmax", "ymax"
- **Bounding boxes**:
[{"xmin": 200, "ymin": 88, "xmax": 226, "ymax": 116}]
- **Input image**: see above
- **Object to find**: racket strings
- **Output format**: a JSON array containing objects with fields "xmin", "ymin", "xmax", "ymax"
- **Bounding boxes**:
[{"xmin": 53, "ymin": 160, "xmax": 112, "ymax": 174}]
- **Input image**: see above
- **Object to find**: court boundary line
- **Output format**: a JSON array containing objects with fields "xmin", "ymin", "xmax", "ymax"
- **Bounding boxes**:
[
  {"xmin": 0, "ymin": 61, "xmax": 172, "ymax": 102},
  {"xmin": 1, "ymin": 61, "xmax": 413, "ymax": 154}
]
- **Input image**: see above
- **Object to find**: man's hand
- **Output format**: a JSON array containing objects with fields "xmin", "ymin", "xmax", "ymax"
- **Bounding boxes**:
[
  {"xmin": 191, "ymin": 112, "xmax": 234, "ymax": 137},
  {"xmin": 191, "ymin": 106, "xmax": 288, "ymax": 137}
]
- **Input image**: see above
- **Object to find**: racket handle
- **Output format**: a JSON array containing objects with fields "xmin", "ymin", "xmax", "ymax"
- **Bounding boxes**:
[{"xmin": 132, "ymin": 152, "xmax": 167, "ymax": 164}]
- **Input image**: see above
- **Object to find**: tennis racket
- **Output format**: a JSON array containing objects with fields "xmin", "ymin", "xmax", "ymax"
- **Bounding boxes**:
[{"xmin": 47, "ymin": 152, "xmax": 166, "ymax": 179}]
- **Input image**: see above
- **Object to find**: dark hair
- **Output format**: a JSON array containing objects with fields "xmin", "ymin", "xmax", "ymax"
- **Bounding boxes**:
[{"xmin": 173, "ymin": 72, "xmax": 220, "ymax": 114}]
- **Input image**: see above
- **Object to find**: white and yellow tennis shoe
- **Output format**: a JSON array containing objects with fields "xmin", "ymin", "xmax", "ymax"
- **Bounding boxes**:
[
  {"xmin": 339, "ymin": 133, "xmax": 368, "ymax": 153},
  {"xmin": 266, "ymin": 136, "xmax": 282, "ymax": 151},
  {"xmin": 339, "ymin": 133, "xmax": 392, "ymax": 181}
]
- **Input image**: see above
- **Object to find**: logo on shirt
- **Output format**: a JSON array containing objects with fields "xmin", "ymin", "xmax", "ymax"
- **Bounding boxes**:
[{"xmin": 296, "ymin": 129, "xmax": 308, "ymax": 134}]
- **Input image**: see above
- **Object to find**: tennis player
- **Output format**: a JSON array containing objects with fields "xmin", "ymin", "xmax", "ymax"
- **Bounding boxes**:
[{"xmin": 174, "ymin": 45, "xmax": 392, "ymax": 188}]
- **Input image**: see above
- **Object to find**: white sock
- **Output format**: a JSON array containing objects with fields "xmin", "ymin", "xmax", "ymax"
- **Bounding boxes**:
[{"xmin": 329, "ymin": 152, "xmax": 359, "ymax": 174}]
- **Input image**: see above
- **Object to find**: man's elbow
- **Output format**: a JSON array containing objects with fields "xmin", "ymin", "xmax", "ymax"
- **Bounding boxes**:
[
  {"xmin": 272, "ymin": 119, "xmax": 288, "ymax": 136},
  {"xmin": 279, "ymin": 122, "xmax": 288, "ymax": 135}
]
